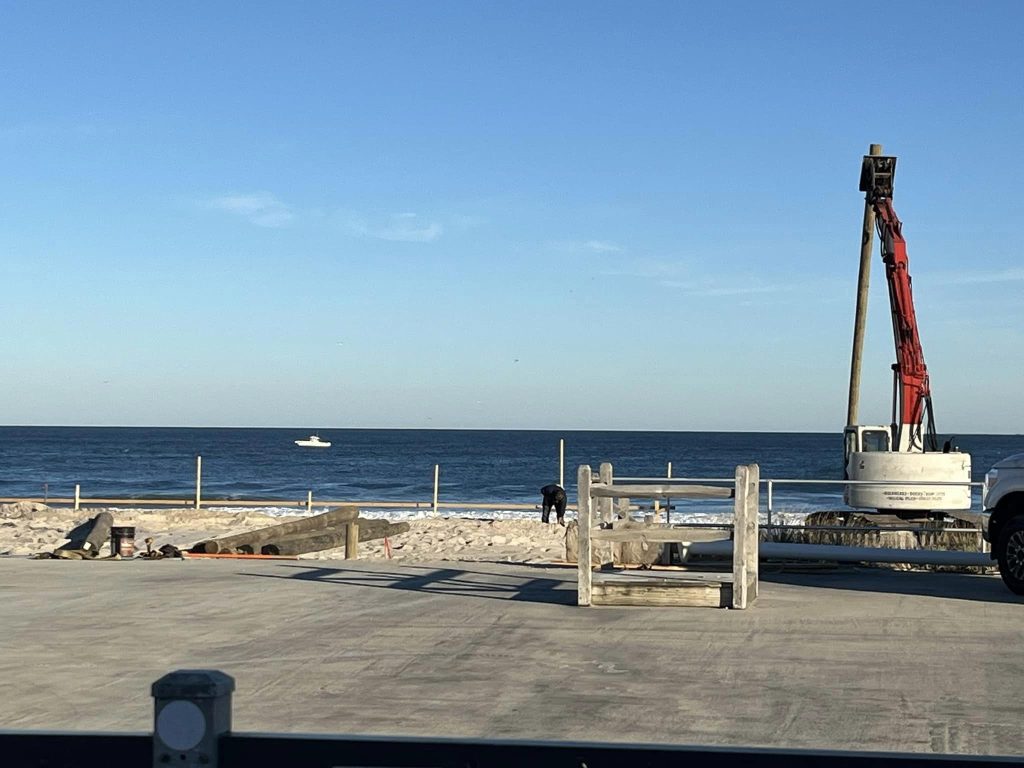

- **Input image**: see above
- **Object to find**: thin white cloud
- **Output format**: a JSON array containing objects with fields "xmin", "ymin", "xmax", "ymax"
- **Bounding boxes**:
[
  {"xmin": 207, "ymin": 192, "xmax": 294, "ymax": 228},
  {"xmin": 659, "ymin": 278, "xmax": 786, "ymax": 297},
  {"xmin": 582, "ymin": 240, "xmax": 622, "ymax": 253},
  {"xmin": 601, "ymin": 259, "xmax": 688, "ymax": 278},
  {"xmin": 344, "ymin": 212, "xmax": 443, "ymax": 243},
  {"xmin": 550, "ymin": 239, "xmax": 623, "ymax": 253},
  {"xmin": 925, "ymin": 267, "xmax": 1024, "ymax": 286}
]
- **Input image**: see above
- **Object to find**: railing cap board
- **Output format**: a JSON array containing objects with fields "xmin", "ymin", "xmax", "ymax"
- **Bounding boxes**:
[{"xmin": 589, "ymin": 484, "xmax": 732, "ymax": 499}]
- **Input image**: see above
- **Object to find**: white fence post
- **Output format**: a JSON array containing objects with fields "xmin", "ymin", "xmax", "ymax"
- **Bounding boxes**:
[
  {"xmin": 74, "ymin": 484, "xmax": 81, "ymax": 512},
  {"xmin": 559, "ymin": 438, "xmax": 565, "ymax": 489},
  {"xmin": 195, "ymin": 455, "xmax": 202, "ymax": 510},
  {"xmin": 666, "ymin": 461, "xmax": 672, "ymax": 524},
  {"xmin": 432, "ymin": 464, "xmax": 440, "ymax": 516}
]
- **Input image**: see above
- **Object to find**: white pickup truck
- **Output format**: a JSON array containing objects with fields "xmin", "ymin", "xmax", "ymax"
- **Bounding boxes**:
[{"xmin": 982, "ymin": 452, "xmax": 1024, "ymax": 594}]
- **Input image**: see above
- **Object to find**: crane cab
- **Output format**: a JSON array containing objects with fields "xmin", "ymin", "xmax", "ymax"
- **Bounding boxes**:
[{"xmin": 843, "ymin": 425, "xmax": 972, "ymax": 513}]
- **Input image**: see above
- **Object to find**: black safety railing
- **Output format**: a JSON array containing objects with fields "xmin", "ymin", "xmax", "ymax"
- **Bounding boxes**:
[{"xmin": 1, "ymin": 670, "xmax": 1018, "ymax": 768}]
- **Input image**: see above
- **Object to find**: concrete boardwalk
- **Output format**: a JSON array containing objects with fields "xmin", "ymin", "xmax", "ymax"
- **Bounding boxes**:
[{"xmin": 0, "ymin": 557, "xmax": 1021, "ymax": 756}]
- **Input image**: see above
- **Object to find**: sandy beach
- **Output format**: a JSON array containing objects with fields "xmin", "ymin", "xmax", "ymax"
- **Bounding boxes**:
[{"xmin": 0, "ymin": 502, "xmax": 570, "ymax": 563}]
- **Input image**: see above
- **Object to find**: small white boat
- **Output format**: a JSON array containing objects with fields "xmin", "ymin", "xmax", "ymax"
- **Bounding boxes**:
[{"xmin": 294, "ymin": 434, "xmax": 331, "ymax": 448}]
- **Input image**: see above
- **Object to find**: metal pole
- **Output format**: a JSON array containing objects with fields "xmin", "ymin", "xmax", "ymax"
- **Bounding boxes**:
[
  {"xmin": 432, "ymin": 464, "xmax": 440, "ymax": 516},
  {"xmin": 665, "ymin": 461, "xmax": 672, "ymax": 524},
  {"xmin": 767, "ymin": 479, "xmax": 773, "ymax": 530},
  {"xmin": 559, "ymin": 438, "xmax": 565, "ymax": 489},
  {"xmin": 74, "ymin": 484, "xmax": 80, "ymax": 512},
  {"xmin": 306, "ymin": 490, "xmax": 312, "ymax": 514},
  {"xmin": 846, "ymin": 142, "xmax": 883, "ymax": 428},
  {"xmin": 195, "ymin": 456, "xmax": 202, "ymax": 510}
]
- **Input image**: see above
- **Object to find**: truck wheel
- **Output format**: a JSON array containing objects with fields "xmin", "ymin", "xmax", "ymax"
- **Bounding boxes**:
[{"xmin": 996, "ymin": 517, "xmax": 1024, "ymax": 595}]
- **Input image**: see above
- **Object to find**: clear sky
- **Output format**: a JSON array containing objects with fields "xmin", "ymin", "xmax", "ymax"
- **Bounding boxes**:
[{"xmin": 1, "ymin": 1, "xmax": 1022, "ymax": 432}]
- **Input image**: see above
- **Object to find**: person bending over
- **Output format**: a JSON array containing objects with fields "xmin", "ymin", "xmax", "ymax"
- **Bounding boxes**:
[{"xmin": 540, "ymin": 484, "xmax": 567, "ymax": 526}]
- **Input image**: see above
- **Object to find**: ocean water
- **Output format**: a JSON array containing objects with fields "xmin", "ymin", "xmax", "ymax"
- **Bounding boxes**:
[{"xmin": 0, "ymin": 427, "xmax": 1020, "ymax": 519}]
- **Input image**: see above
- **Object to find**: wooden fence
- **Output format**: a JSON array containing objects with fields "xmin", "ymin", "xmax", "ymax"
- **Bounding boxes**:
[{"xmin": 577, "ymin": 462, "xmax": 759, "ymax": 609}]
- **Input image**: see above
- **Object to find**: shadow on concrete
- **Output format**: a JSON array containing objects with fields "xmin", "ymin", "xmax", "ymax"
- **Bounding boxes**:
[
  {"xmin": 239, "ymin": 564, "xmax": 576, "ymax": 606},
  {"xmin": 761, "ymin": 567, "xmax": 1023, "ymax": 605}
]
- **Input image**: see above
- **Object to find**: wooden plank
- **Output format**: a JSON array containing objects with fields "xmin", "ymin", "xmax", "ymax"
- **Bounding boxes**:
[
  {"xmin": 591, "ymin": 582, "xmax": 729, "ymax": 607},
  {"xmin": 590, "ymin": 484, "xmax": 732, "ymax": 499},
  {"xmin": 592, "ymin": 570, "xmax": 734, "ymax": 585},
  {"xmin": 577, "ymin": 465, "xmax": 593, "ymax": 607},
  {"xmin": 591, "ymin": 528, "xmax": 730, "ymax": 543}
]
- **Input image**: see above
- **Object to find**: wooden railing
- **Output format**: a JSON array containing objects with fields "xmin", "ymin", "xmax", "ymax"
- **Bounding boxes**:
[{"xmin": 576, "ymin": 462, "xmax": 759, "ymax": 609}]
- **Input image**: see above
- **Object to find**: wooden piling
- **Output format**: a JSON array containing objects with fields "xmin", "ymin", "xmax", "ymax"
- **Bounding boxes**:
[
  {"xmin": 847, "ymin": 143, "xmax": 883, "ymax": 427},
  {"xmin": 191, "ymin": 506, "xmax": 359, "ymax": 554},
  {"xmin": 345, "ymin": 521, "xmax": 359, "ymax": 559},
  {"xmin": 260, "ymin": 520, "xmax": 409, "ymax": 556},
  {"xmin": 58, "ymin": 512, "xmax": 113, "ymax": 555}
]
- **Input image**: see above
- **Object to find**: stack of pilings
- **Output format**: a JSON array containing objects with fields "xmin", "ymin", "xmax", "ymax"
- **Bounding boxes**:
[
  {"xmin": 190, "ymin": 506, "xmax": 409, "ymax": 558},
  {"xmin": 767, "ymin": 511, "xmax": 987, "ymax": 572}
]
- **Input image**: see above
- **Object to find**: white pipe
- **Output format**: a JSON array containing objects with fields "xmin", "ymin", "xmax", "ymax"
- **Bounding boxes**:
[
  {"xmin": 432, "ymin": 464, "xmax": 440, "ymax": 516},
  {"xmin": 684, "ymin": 540, "xmax": 991, "ymax": 567}
]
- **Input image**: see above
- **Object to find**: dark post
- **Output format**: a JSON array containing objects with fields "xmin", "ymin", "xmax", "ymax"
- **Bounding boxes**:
[
  {"xmin": 847, "ymin": 143, "xmax": 883, "ymax": 427},
  {"xmin": 152, "ymin": 669, "xmax": 234, "ymax": 767}
]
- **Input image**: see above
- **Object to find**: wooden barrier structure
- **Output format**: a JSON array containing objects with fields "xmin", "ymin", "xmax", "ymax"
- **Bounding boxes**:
[{"xmin": 577, "ymin": 462, "xmax": 759, "ymax": 609}]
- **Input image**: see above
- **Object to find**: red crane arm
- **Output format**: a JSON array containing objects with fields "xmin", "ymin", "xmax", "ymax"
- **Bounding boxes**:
[{"xmin": 872, "ymin": 199, "xmax": 934, "ymax": 447}]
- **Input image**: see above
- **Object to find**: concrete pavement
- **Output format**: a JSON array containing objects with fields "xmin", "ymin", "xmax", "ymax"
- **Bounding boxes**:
[{"xmin": 0, "ymin": 557, "xmax": 1021, "ymax": 756}]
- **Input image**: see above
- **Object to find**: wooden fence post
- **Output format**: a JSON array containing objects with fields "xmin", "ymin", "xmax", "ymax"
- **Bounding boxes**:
[
  {"xmin": 577, "ymin": 465, "xmax": 593, "ymax": 606},
  {"xmin": 732, "ymin": 463, "xmax": 760, "ymax": 609},
  {"xmin": 345, "ymin": 521, "xmax": 359, "ymax": 559},
  {"xmin": 598, "ymin": 462, "xmax": 613, "ymax": 523}
]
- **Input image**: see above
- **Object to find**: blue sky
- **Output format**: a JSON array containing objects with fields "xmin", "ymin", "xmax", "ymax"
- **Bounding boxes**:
[{"xmin": 1, "ymin": 1, "xmax": 1022, "ymax": 432}]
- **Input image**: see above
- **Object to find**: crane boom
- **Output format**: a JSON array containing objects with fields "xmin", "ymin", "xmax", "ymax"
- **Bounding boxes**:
[
  {"xmin": 843, "ymin": 150, "xmax": 969, "ymax": 515},
  {"xmin": 859, "ymin": 155, "xmax": 938, "ymax": 453}
]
